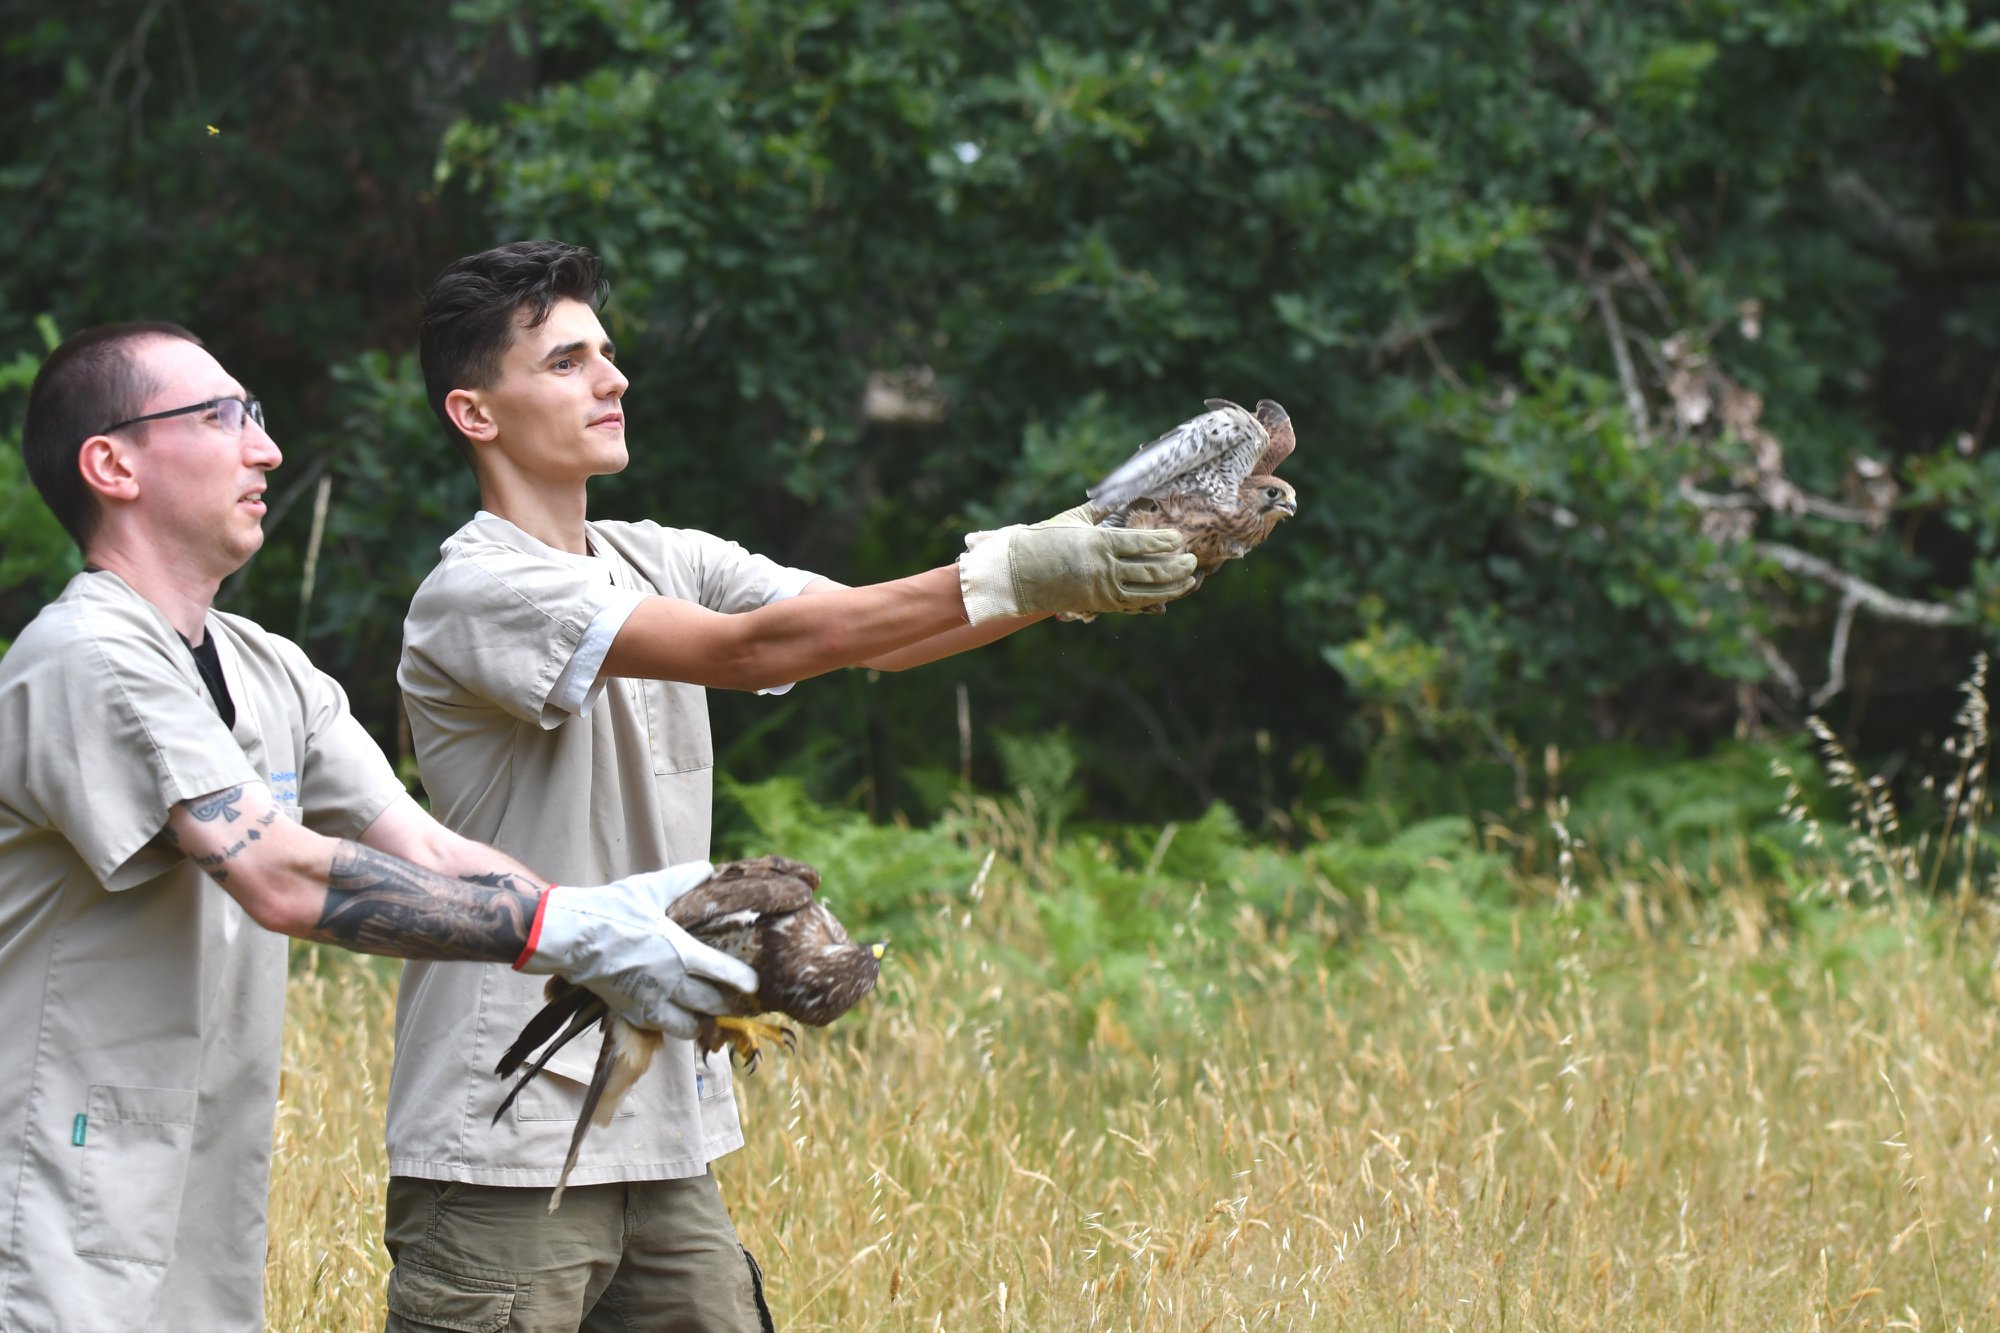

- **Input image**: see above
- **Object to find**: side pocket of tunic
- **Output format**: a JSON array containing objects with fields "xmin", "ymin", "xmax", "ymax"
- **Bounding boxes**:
[
  {"xmin": 639, "ymin": 678, "xmax": 714, "ymax": 777},
  {"xmin": 72, "ymin": 1084, "xmax": 198, "ymax": 1266},
  {"xmin": 508, "ymin": 1040, "xmax": 641, "ymax": 1122}
]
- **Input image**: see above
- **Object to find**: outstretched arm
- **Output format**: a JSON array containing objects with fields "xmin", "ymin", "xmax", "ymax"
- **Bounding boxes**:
[
  {"xmin": 600, "ymin": 526, "xmax": 1194, "ymax": 691},
  {"xmin": 600, "ymin": 566, "xmax": 970, "ymax": 692},
  {"xmin": 793, "ymin": 577, "xmax": 1046, "ymax": 672},
  {"xmin": 164, "ymin": 782, "xmax": 543, "ymax": 962}
]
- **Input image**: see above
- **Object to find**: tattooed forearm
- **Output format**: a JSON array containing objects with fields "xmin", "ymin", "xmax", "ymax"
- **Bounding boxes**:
[
  {"xmin": 181, "ymin": 808, "xmax": 280, "ymax": 885},
  {"xmin": 315, "ymin": 842, "xmax": 542, "ymax": 962}
]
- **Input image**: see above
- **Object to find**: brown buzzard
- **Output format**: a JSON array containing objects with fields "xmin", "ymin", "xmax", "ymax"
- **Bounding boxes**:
[
  {"xmin": 1088, "ymin": 398, "xmax": 1298, "ymax": 588},
  {"xmin": 493, "ymin": 855, "xmax": 882, "ymax": 1208}
]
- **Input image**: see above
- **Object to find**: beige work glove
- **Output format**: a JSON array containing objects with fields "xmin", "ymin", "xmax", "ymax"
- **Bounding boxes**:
[
  {"xmin": 957, "ymin": 524, "xmax": 1195, "ymax": 624},
  {"xmin": 1028, "ymin": 502, "xmax": 1118, "ymax": 621},
  {"xmin": 1030, "ymin": 501, "xmax": 1110, "ymax": 529}
]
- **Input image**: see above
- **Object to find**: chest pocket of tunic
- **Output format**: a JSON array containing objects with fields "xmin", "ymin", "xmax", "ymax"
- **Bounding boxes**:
[
  {"xmin": 639, "ymin": 678, "xmax": 714, "ymax": 776},
  {"xmin": 224, "ymin": 678, "xmax": 302, "ymax": 820}
]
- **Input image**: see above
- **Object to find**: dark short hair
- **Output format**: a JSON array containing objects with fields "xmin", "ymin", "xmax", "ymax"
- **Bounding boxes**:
[
  {"xmin": 22, "ymin": 322, "xmax": 203, "ymax": 550},
  {"xmin": 419, "ymin": 240, "xmax": 609, "ymax": 464}
]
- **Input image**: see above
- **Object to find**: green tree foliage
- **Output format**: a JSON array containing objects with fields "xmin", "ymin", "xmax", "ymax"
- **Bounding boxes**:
[
  {"xmin": 3, "ymin": 0, "xmax": 1997, "ymax": 823},
  {"xmin": 0, "ymin": 318, "xmax": 80, "ymax": 645}
]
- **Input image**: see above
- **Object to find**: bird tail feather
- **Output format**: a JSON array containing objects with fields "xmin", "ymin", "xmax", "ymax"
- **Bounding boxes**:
[
  {"xmin": 594, "ymin": 1019, "xmax": 660, "ymax": 1127},
  {"xmin": 546, "ymin": 1019, "xmax": 661, "ymax": 1212},
  {"xmin": 494, "ymin": 984, "xmax": 592, "ymax": 1078},
  {"xmin": 491, "ymin": 1002, "xmax": 605, "ymax": 1125},
  {"xmin": 550, "ymin": 1029, "xmax": 620, "ymax": 1212}
]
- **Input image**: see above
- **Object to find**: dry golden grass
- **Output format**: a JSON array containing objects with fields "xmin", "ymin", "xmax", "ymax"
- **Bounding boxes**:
[
  {"xmin": 267, "ymin": 852, "xmax": 2000, "ymax": 1332},
  {"xmin": 266, "ymin": 950, "xmax": 401, "ymax": 1321}
]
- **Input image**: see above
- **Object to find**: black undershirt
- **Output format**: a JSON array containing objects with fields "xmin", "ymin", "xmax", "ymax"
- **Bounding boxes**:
[{"xmin": 180, "ymin": 630, "xmax": 236, "ymax": 729}]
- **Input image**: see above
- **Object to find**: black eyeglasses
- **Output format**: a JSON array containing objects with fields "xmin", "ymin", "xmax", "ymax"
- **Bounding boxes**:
[{"xmin": 100, "ymin": 395, "xmax": 266, "ymax": 437}]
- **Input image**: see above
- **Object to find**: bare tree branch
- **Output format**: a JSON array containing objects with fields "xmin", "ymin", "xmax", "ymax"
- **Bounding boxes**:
[
  {"xmin": 1368, "ymin": 306, "xmax": 1466, "ymax": 373},
  {"xmin": 1415, "ymin": 323, "xmax": 1468, "ymax": 393},
  {"xmin": 1593, "ymin": 281, "xmax": 1651, "ymax": 443},
  {"xmin": 1788, "ymin": 493, "xmax": 1881, "ymax": 525},
  {"xmin": 1750, "ymin": 632, "xmax": 1804, "ymax": 700},
  {"xmin": 1684, "ymin": 478, "xmax": 1883, "ymax": 527},
  {"xmin": 1754, "ymin": 542, "xmax": 1971, "ymax": 628},
  {"xmin": 1678, "ymin": 480, "xmax": 1759, "ymax": 511},
  {"xmin": 1811, "ymin": 593, "xmax": 1860, "ymax": 708}
]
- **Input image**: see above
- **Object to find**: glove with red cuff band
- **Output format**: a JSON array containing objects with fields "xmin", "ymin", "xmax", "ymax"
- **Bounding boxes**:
[{"xmin": 513, "ymin": 860, "xmax": 757, "ymax": 1039}]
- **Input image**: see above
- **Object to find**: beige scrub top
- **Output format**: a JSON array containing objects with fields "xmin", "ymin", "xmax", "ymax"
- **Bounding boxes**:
[
  {"xmin": 387, "ymin": 515, "xmax": 814, "ymax": 1187},
  {"xmin": 0, "ymin": 571, "xmax": 403, "ymax": 1333}
]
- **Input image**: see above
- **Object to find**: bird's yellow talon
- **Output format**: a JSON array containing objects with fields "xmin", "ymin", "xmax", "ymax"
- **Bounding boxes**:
[{"xmin": 712, "ymin": 1015, "xmax": 794, "ymax": 1072}]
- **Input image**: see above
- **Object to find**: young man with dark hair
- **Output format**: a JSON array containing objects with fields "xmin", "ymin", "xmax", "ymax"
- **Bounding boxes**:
[
  {"xmin": 0, "ymin": 323, "xmax": 758, "ymax": 1330},
  {"xmin": 382, "ymin": 239, "xmax": 1194, "ymax": 1330}
]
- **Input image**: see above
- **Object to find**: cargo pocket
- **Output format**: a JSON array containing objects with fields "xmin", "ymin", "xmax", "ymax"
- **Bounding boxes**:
[
  {"xmin": 385, "ymin": 1260, "xmax": 517, "ymax": 1333},
  {"xmin": 73, "ymin": 1084, "xmax": 197, "ymax": 1265}
]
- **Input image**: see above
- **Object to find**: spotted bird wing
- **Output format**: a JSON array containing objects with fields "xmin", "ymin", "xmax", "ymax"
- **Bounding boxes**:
[{"xmin": 1087, "ymin": 399, "xmax": 1269, "ymax": 511}]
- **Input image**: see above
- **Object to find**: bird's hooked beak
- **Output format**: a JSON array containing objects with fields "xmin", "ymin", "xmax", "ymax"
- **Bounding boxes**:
[{"xmin": 1254, "ymin": 478, "xmax": 1299, "ymax": 521}]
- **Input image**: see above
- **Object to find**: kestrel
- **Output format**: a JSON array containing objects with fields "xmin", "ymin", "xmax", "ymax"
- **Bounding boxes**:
[
  {"xmin": 1088, "ymin": 398, "xmax": 1298, "ymax": 588},
  {"xmin": 493, "ymin": 856, "xmax": 882, "ymax": 1208}
]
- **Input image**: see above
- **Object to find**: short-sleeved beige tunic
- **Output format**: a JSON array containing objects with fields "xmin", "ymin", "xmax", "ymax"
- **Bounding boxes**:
[
  {"xmin": 0, "ymin": 571, "xmax": 403, "ymax": 1332},
  {"xmin": 386, "ymin": 515, "xmax": 813, "ymax": 1187}
]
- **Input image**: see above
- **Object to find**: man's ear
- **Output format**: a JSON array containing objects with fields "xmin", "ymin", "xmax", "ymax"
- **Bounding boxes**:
[
  {"xmin": 445, "ymin": 387, "xmax": 499, "ymax": 445},
  {"xmin": 76, "ymin": 434, "xmax": 139, "ymax": 503}
]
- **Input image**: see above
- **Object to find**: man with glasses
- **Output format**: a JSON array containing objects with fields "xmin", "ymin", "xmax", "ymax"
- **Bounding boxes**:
[
  {"xmin": 379, "ymin": 240, "xmax": 1196, "ymax": 1331},
  {"xmin": 108, "ymin": 390, "xmax": 268, "ymax": 429},
  {"xmin": 0, "ymin": 322, "xmax": 764, "ymax": 1330}
]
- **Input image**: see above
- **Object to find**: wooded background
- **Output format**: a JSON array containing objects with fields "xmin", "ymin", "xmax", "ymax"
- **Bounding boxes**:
[{"xmin": 5, "ymin": 0, "xmax": 1998, "ymax": 828}]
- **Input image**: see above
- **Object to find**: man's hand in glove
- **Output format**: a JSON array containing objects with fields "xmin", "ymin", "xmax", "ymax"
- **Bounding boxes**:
[
  {"xmin": 1025, "ymin": 502, "xmax": 1166, "ymax": 621},
  {"xmin": 514, "ymin": 860, "xmax": 758, "ymax": 1038},
  {"xmin": 957, "ymin": 523, "xmax": 1195, "ymax": 624}
]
